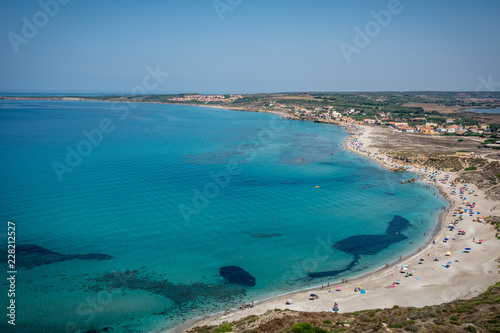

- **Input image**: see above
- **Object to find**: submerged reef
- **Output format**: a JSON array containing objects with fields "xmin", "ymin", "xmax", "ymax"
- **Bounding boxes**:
[
  {"xmin": 85, "ymin": 269, "xmax": 248, "ymax": 317},
  {"xmin": 309, "ymin": 215, "xmax": 410, "ymax": 279},
  {"xmin": 16, "ymin": 244, "xmax": 113, "ymax": 269},
  {"xmin": 219, "ymin": 266, "xmax": 256, "ymax": 287}
]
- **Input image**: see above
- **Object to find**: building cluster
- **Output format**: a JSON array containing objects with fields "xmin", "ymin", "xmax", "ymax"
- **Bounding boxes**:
[
  {"xmin": 168, "ymin": 94, "xmax": 243, "ymax": 103},
  {"xmin": 379, "ymin": 122, "xmax": 490, "ymax": 135},
  {"xmin": 266, "ymin": 102, "xmax": 494, "ymax": 136}
]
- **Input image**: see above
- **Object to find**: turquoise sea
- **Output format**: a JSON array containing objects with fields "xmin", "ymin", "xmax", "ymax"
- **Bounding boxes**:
[{"xmin": 0, "ymin": 100, "xmax": 447, "ymax": 333}]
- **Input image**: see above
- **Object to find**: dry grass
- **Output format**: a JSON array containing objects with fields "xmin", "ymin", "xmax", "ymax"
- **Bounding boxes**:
[{"xmin": 403, "ymin": 103, "xmax": 462, "ymax": 113}]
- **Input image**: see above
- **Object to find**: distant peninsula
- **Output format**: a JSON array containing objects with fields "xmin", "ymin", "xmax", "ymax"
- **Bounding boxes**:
[{"xmin": 2, "ymin": 91, "xmax": 500, "ymax": 134}]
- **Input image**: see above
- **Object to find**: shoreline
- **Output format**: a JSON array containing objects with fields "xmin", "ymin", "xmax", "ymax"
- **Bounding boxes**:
[
  {"xmin": 175, "ymin": 126, "xmax": 447, "ymax": 332},
  {"xmin": 179, "ymin": 124, "xmax": 500, "ymax": 333},
  {"xmin": 3, "ymin": 98, "xmax": 498, "ymax": 332},
  {"xmin": 169, "ymin": 125, "xmax": 450, "ymax": 332}
]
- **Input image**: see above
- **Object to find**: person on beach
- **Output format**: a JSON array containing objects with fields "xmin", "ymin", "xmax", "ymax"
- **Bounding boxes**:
[{"xmin": 333, "ymin": 302, "xmax": 339, "ymax": 313}]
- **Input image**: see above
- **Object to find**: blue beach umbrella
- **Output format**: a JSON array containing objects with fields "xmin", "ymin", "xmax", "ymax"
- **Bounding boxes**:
[{"xmin": 465, "ymin": 248, "xmax": 471, "ymax": 250}]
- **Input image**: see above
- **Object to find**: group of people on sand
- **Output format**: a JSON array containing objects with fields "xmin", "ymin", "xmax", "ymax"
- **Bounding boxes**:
[
  {"xmin": 343, "ymin": 124, "xmax": 488, "ymax": 299},
  {"xmin": 223, "ymin": 301, "xmax": 254, "ymax": 315},
  {"xmin": 239, "ymin": 302, "xmax": 254, "ymax": 310}
]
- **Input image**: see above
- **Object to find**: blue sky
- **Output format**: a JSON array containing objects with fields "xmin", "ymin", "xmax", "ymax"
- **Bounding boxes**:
[{"xmin": 0, "ymin": 0, "xmax": 499, "ymax": 94}]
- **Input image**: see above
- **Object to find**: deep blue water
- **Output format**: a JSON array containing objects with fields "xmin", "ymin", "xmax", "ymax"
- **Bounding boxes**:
[{"xmin": 0, "ymin": 100, "xmax": 447, "ymax": 332}]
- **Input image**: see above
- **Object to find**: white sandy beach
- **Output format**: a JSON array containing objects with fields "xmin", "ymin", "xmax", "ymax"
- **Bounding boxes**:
[{"xmin": 178, "ymin": 124, "xmax": 500, "ymax": 333}]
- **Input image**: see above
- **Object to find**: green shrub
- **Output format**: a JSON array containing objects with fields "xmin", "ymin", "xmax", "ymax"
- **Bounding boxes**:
[
  {"xmin": 388, "ymin": 320, "xmax": 414, "ymax": 328},
  {"xmin": 292, "ymin": 322, "xmax": 312, "ymax": 332},
  {"xmin": 465, "ymin": 166, "xmax": 477, "ymax": 171},
  {"xmin": 457, "ymin": 304, "xmax": 475, "ymax": 312},
  {"xmin": 290, "ymin": 322, "xmax": 328, "ymax": 333},
  {"xmin": 213, "ymin": 323, "xmax": 233, "ymax": 333}
]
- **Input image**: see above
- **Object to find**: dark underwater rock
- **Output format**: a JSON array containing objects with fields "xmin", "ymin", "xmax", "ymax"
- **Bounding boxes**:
[
  {"xmin": 16, "ymin": 244, "xmax": 113, "ymax": 269},
  {"xmin": 88, "ymin": 269, "xmax": 247, "ymax": 314},
  {"xmin": 246, "ymin": 232, "xmax": 283, "ymax": 238},
  {"xmin": 219, "ymin": 266, "xmax": 256, "ymax": 287},
  {"xmin": 309, "ymin": 215, "xmax": 411, "ymax": 279},
  {"xmin": 333, "ymin": 215, "xmax": 409, "ymax": 256},
  {"xmin": 82, "ymin": 328, "xmax": 112, "ymax": 333}
]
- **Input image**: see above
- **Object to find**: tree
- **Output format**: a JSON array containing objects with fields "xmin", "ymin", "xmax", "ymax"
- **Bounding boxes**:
[{"xmin": 489, "ymin": 123, "xmax": 500, "ymax": 133}]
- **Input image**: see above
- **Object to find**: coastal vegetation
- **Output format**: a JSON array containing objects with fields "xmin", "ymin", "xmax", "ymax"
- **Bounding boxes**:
[{"xmin": 187, "ymin": 280, "xmax": 500, "ymax": 332}]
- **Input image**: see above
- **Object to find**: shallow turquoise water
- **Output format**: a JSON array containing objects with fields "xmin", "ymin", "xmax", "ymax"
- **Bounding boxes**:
[{"xmin": 0, "ymin": 100, "xmax": 447, "ymax": 332}]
